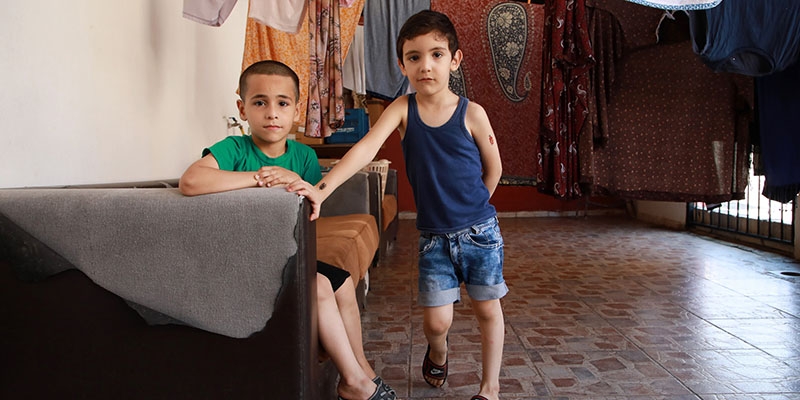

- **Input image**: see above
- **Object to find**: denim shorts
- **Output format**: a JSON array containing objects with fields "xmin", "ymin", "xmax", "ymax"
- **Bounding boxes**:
[{"xmin": 417, "ymin": 216, "xmax": 508, "ymax": 307}]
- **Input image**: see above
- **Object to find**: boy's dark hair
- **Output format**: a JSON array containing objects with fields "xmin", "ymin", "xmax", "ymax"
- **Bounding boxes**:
[
  {"xmin": 395, "ymin": 10, "xmax": 459, "ymax": 64},
  {"xmin": 239, "ymin": 60, "xmax": 300, "ymax": 101}
]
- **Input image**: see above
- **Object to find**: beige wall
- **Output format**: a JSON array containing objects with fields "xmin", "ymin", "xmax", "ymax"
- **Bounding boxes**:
[
  {"xmin": 0, "ymin": 1, "xmax": 248, "ymax": 188},
  {"xmin": 635, "ymin": 199, "xmax": 800, "ymax": 260},
  {"xmin": 634, "ymin": 200, "xmax": 687, "ymax": 230}
]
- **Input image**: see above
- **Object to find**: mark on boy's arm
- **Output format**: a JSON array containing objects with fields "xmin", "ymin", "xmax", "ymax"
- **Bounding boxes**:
[
  {"xmin": 319, "ymin": 183, "xmax": 327, "ymax": 190},
  {"xmin": 489, "ymin": 135, "xmax": 495, "ymax": 145}
]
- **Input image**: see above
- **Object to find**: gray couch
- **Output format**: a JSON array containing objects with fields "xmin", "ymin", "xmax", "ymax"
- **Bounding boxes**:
[{"xmin": 0, "ymin": 180, "xmax": 337, "ymax": 399}]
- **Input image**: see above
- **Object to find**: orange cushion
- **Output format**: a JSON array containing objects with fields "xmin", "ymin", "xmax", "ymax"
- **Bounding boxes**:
[
  {"xmin": 316, "ymin": 214, "xmax": 379, "ymax": 281},
  {"xmin": 381, "ymin": 194, "xmax": 397, "ymax": 231}
]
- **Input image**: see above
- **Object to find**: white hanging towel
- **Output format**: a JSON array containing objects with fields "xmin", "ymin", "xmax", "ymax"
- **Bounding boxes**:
[
  {"xmin": 182, "ymin": 0, "xmax": 239, "ymax": 27},
  {"xmin": 249, "ymin": 0, "xmax": 307, "ymax": 34},
  {"xmin": 624, "ymin": 0, "xmax": 722, "ymax": 10},
  {"xmin": 343, "ymin": 25, "xmax": 366, "ymax": 95}
]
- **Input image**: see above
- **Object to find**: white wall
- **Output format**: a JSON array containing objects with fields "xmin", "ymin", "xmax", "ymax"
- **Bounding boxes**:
[
  {"xmin": 0, "ymin": 1, "xmax": 248, "ymax": 188},
  {"xmin": 634, "ymin": 200, "xmax": 687, "ymax": 230}
]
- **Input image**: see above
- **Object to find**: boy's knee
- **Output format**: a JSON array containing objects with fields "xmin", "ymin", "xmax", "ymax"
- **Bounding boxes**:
[
  {"xmin": 473, "ymin": 301, "xmax": 503, "ymax": 325},
  {"xmin": 423, "ymin": 311, "xmax": 453, "ymax": 336},
  {"xmin": 426, "ymin": 322, "xmax": 450, "ymax": 337}
]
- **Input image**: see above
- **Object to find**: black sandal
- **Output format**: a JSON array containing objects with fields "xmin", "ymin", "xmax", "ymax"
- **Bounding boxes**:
[
  {"xmin": 422, "ymin": 344, "xmax": 448, "ymax": 387},
  {"xmin": 373, "ymin": 376, "xmax": 396, "ymax": 398},
  {"xmin": 337, "ymin": 377, "xmax": 396, "ymax": 400}
]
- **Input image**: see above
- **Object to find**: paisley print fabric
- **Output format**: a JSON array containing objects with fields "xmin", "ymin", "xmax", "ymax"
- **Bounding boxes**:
[{"xmin": 486, "ymin": 3, "xmax": 531, "ymax": 103}]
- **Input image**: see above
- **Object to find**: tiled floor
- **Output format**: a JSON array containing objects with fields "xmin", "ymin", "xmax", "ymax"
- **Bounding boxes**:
[{"xmin": 361, "ymin": 216, "xmax": 800, "ymax": 400}]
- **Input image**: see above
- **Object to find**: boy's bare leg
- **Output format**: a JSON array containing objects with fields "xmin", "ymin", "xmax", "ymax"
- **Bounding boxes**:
[
  {"xmin": 317, "ymin": 274, "xmax": 377, "ymax": 399},
  {"xmin": 333, "ymin": 276, "xmax": 377, "ymax": 379},
  {"xmin": 422, "ymin": 304, "xmax": 453, "ymax": 386},
  {"xmin": 471, "ymin": 298, "xmax": 504, "ymax": 400}
]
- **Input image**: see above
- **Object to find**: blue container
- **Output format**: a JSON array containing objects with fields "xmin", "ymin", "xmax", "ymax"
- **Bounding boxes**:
[{"xmin": 324, "ymin": 108, "xmax": 369, "ymax": 144}]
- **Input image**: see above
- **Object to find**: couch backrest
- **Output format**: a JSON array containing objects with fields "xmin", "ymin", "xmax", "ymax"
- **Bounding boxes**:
[{"xmin": 320, "ymin": 171, "xmax": 382, "ymax": 230}]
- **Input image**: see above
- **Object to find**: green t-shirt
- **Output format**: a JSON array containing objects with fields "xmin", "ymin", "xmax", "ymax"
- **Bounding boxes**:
[{"xmin": 203, "ymin": 136, "xmax": 322, "ymax": 185}]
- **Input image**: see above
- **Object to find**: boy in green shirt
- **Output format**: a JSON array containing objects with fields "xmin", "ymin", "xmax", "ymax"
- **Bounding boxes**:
[{"xmin": 180, "ymin": 60, "xmax": 395, "ymax": 400}]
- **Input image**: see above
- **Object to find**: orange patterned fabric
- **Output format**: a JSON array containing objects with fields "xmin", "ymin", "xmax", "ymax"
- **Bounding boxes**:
[
  {"xmin": 381, "ymin": 194, "xmax": 397, "ymax": 231},
  {"xmin": 241, "ymin": 0, "xmax": 364, "ymax": 136},
  {"xmin": 316, "ymin": 214, "xmax": 379, "ymax": 281}
]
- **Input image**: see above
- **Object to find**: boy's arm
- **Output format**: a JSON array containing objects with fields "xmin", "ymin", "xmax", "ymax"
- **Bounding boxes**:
[
  {"xmin": 466, "ymin": 102, "xmax": 503, "ymax": 197},
  {"xmin": 287, "ymin": 97, "xmax": 407, "ymax": 219},
  {"xmin": 179, "ymin": 154, "xmax": 260, "ymax": 196},
  {"xmin": 180, "ymin": 155, "xmax": 305, "ymax": 195}
]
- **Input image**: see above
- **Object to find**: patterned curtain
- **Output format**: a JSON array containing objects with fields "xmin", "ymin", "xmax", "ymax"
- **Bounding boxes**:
[
  {"xmin": 538, "ymin": 0, "xmax": 594, "ymax": 199},
  {"xmin": 585, "ymin": 1, "xmax": 752, "ymax": 203}
]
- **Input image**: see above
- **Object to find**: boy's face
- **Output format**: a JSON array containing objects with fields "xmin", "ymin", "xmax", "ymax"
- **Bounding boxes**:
[
  {"xmin": 236, "ymin": 73, "xmax": 300, "ymax": 147},
  {"xmin": 397, "ymin": 31, "xmax": 462, "ymax": 96}
]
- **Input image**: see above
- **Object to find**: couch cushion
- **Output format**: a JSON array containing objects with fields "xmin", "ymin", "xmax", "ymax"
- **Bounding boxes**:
[
  {"xmin": 381, "ymin": 194, "xmax": 398, "ymax": 231},
  {"xmin": 316, "ymin": 214, "xmax": 379, "ymax": 281}
]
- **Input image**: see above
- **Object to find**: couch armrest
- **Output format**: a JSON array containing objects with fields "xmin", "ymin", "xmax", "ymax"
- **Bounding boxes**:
[
  {"xmin": 43, "ymin": 178, "xmax": 181, "ymax": 189},
  {"xmin": 0, "ymin": 187, "xmax": 306, "ymax": 339},
  {"xmin": 0, "ymin": 187, "xmax": 336, "ymax": 399}
]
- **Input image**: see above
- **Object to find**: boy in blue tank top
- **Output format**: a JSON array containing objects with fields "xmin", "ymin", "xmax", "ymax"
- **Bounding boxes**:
[
  {"xmin": 289, "ymin": 11, "xmax": 507, "ymax": 400},
  {"xmin": 180, "ymin": 61, "xmax": 395, "ymax": 400}
]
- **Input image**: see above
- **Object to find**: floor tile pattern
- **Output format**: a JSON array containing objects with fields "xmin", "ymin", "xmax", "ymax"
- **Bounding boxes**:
[{"xmin": 362, "ymin": 216, "xmax": 800, "ymax": 399}]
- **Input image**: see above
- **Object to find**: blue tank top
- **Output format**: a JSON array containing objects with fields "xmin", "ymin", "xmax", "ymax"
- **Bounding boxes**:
[{"xmin": 402, "ymin": 94, "xmax": 496, "ymax": 234}]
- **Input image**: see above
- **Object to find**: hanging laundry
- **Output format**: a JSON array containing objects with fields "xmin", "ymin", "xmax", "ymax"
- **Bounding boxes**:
[
  {"xmin": 241, "ymin": 0, "xmax": 364, "ymax": 133},
  {"xmin": 307, "ymin": 0, "xmax": 346, "ymax": 138},
  {"xmin": 756, "ymin": 61, "xmax": 800, "ymax": 203},
  {"xmin": 623, "ymin": 0, "xmax": 721, "ymax": 10},
  {"xmin": 688, "ymin": 0, "xmax": 800, "ymax": 76},
  {"xmin": 364, "ymin": 0, "xmax": 431, "ymax": 100},
  {"xmin": 590, "ymin": 41, "xmax": 752, "ymax": 203},
  {"xmin": 343, "ymin": 25, "xmax": 366, "ymax": 95},
  {"xmin": 248, "ymin": 0, "xmax": 307, "ymax": 34},
  {"xmin": 539, "ymin": 0, "xmax": 595, "ymax": 199},
  {"xmin": 182, "ymin": 0, "xmax": 239, "ymax": 27}
]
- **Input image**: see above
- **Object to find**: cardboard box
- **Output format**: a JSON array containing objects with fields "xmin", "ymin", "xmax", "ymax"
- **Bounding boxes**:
[
  {"xmin": 366, "ymin": 100, "xmax": 385, "ymax": 127},
  {"xmin": 293, "ymin": 124, "xmax": 324, "ymax": 145}
]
